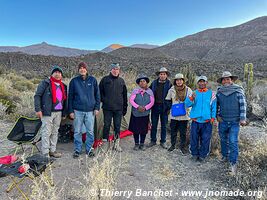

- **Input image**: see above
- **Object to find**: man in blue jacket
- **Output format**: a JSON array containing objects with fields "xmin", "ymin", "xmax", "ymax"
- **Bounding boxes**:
[
  {"xmin": 185, "ymin": 75, "xmax": 216, "ymax": 162},
  {"xmin": 68, "ymin": 62, "xmax": 100, "ymax": 158}
]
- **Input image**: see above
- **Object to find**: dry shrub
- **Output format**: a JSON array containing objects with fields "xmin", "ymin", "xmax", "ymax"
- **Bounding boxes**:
[
  {"xmin": 235, "ymin": 137, "xmax": 267, "ymax": 199},
  {"xmin": 30, "ymin": 165, "xmax": 64, "ymax": 200},
  {"xmin": 69, "ymin": 151, "xmax": 121, "ymax": 200}
]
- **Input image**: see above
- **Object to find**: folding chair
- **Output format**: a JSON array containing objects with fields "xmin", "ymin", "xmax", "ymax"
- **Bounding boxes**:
[
  {"xmin": 0, "ymin": 154, "xmax": 54, "ymax": 200},
  {"xmin": 7, "ymin": 116, "xmax": 42, "ymax": 154}
]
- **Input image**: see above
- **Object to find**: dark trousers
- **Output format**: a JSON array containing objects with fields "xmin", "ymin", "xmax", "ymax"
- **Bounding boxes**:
[
  {"xmin": 150, "ymin": 104, "xmax": 168, "ymax": 143},
  {"xmin": 103, "ymin": 109, "xmax": 122, "ymax": 140},
  {"xmin": 190, "ymin": 121, "xmax": 212, "ymax": 158},
  {"xmin": 170, "ymin": 119, "xmax": 188, "ymax": 148},
  {"xmin": 133, "ymin": 134, "xmax": 146, "ymax": 145}
]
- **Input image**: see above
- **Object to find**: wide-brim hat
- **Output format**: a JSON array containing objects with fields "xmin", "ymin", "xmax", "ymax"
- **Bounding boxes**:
[
  {"xmin": 173, "ymin": 73, "xmax": 187, "ymax": 82},
  {"xmin": 155, "ymin": 67, "xmax": 170, "ymax": 76},
  {"xmin": 217, "ymin": 71, "xmax": 238, "ymax": 83},
  {"xmin": 136, "ymin": 74, "xmax": 150, "ymax": 84}
]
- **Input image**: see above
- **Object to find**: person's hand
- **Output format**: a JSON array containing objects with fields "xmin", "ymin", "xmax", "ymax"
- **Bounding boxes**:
[
  {"xmin": 69, "ymin": 113, "xmax": 75, "ymax": 120},
  {"xmin": 123, "ymin": 110, "xmax": 127, "ymax": 116},
  {"xmin": 137, "ymin": 106, "xmax": 145, "ymax": 112},
  {"xmin": 94, "ymin": 110, "xmax": 99, "ymax": 116},
  {"xmin": 217, "ymin": 116, "xmax": 223, "ymax": 122},
  {"xmin": 190, "ymin": 91, "xmax": 196, "ymax": 101},
  {"xmin": 210, "ymin": 118, "xmax": 215, "ymax": 124},
  {"xmin": 36, "ymin": 111, "xmax": 42, "ymax": 119},
  {"xmin": 240, "ymin": 120, "xmax": 247, "ymax": 126},
  {"xmin": 62, "ymin": 116, "xmax": 66, "ymax": 120}
]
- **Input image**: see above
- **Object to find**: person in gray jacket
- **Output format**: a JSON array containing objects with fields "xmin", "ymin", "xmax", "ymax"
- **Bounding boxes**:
[{"xmin": 34, "ymin": 66, "xmax": 67, "ymax": 158}]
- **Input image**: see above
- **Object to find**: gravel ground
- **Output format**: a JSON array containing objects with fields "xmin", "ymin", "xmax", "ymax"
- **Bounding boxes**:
[{"xmin": 0, "ymin": 120, "xmax": 266, "ymax": 200}]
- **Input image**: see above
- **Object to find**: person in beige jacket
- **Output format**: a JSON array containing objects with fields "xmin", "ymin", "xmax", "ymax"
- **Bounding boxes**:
[{"xmin": 165, "ymin": 73, "xmax": 192, "ymax": 154}]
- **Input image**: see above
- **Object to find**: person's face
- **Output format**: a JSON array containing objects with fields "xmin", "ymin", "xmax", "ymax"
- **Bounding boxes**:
[
  {"xmin": 175, "ymin": 79, "xmax": 184, "ymax": 87},
  {"xmin": 111, "ymin": 67, "xmax": 120, "ymax": 77},
  {"xmin": 222, "ymin": 77, "xmax": 233, "ymax": 86},
  {"xmin": 79, "ymin": 67, "xmax": 87, "ymax": 76},
  {"xmin": 197, "ymin": 80, "xmax": 207, "ymax": 89},
  {"xmin": 52, "ymin": 71, "xmax": 62, "ymax": 80},
  {"xmin": 138, "ymin": 79, "xmax": 148, "ymax": 89},
  {"xmin": 159, "ymin": 72, "xmax": 167, "ymax": 81}
]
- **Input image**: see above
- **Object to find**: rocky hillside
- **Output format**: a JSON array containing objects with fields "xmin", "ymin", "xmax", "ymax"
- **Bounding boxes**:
[
  {"xmin": 157, "ymin": 16, "xmax": 267, "ymax": 61},
  {"xmin": 1, "ymin": 51, "xmax": 266, "ymax": 80},
  {"xmin": 0, "ymin": 42, "xmax": 96, "ymax": 57}
]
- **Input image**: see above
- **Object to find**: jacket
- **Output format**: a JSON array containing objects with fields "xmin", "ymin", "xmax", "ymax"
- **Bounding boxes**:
[
  {"xmin": 34, "ymin": 78, "xmax": 68, "ymax": 117},
  {"xmin": 99, "ymin": 73, "xmax": 128, "ymax": 113},
  {"xmin": 68, "ymin": 75, "xmax": 100, "ymax": 113},
  {"xmin": 185, "ymin": 88, "xmax": 217, "ymax": 123},
  {"xmin": 150, "ymin": 78, "xmax": 172, "ymax": 113}
]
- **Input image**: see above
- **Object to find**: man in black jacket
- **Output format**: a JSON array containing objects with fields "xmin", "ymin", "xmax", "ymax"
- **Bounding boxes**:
[
  {"xmin": 34, "ymin": 66, "xmax": 67, "ymax": 158},
  {"xmin": 99, "ymin": 63, "xmax": 128, "ymax": 152}
]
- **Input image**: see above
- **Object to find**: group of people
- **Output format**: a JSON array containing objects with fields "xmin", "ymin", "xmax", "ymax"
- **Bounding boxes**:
[{"xmin": 34, "ymin": 63, "xmax": 247, "ymax": 175}]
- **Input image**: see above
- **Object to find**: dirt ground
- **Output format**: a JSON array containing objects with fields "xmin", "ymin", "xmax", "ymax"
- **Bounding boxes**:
[{"xmin": 0, "ymin": 119, "xmax": 266, "ymax": 200}]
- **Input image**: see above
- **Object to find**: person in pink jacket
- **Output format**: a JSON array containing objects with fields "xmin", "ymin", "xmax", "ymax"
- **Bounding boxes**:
[{"xmin": 129, "ymin": 74, "xmax": 155, "ymax": 151}]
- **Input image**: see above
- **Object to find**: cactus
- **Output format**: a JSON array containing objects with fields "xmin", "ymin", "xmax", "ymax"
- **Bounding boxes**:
[
  {"xmin": 181, "ymin": 64, "xmax": 196, "ymax": 89},
  {"xmin": 244, "ymin": 63, "xmax": 254, "ymax": 98}
]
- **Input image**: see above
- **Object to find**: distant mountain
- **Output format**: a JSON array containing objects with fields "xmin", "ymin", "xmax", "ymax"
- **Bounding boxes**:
[
  {"xmin": 101, "ymin": 44, "xmax": 124, "ymax": 53},
  {"xmin": 129, "ymin": 44, "xmax": 159, "ymax": 49},
  {"xmin": 157, "ymin": 16, "xmax": 267, "ymax": 61},
  {"xmin": 0, "ymin": 42, "xmax": 97, "ymax": 57},
  {"xmin": 109, "ymin": 47, "xmax": 170, "ymax": 59}
]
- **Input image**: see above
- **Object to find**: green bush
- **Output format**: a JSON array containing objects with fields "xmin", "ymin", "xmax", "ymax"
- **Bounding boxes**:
[{"xmin": 13, "ymin": 80, "xmax": 35, "ymax": 92}]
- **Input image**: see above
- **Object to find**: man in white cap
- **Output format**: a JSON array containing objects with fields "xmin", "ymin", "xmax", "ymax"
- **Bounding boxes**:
[
  {"xmin": 216, "ymin": 71, "xmax": 247, "ymax": 175},
  {"xmin": 148, "ymin": 67, "xmax": 172, "ymax": 149},
  {"xmin": 185, "ymin": 75, "xmax": 216, "ymax": 162}
]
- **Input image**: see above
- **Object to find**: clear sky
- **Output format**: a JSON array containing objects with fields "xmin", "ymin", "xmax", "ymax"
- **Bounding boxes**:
[{"xmin": 0, "ymin": 0, "xmax": 266, "ymax": 50}]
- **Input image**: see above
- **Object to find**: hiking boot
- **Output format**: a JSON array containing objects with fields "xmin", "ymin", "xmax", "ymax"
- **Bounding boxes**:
[
  {"xmin": 73, "ymin": 151, "xmax": 80, "ymax": 158},
  {"xmin": 101, "ymin": 139, "xmax": 110, "ymax": 152},
  {"xmin": 180, "ymin": 148, "xmax": 188, "ymax": 155},
  {"xmin": 168, "ymin": 145, "xmax": 175, "ymax": 152},
  {"xmin": 191, "ymin": 155, "xmax": 199, "ymax": 162},
  {"xmin": 198, "ymin": 157, "xmax": 206, "ymax": 163},
  {"xmin": 139, "ymin": 144, "xmax": 145, "ymax": 151},
  {"xmin": 147, "ymin": 142, "xmax": 156, "ymax": 148},
  {"xmin": 113, "ymin": 139, "xmax": 122, "ymax": 152},
  {"xmin": 220, "ymin": 156, "xmax": 228, "ymax": 163},
  {"xmin": 230, "ymin": 163, "xmax": 237, "ymax": 176},
  {"xmin": 86, "ymin": 150, "xmax": 95, "ymax": 157},
  {"xmin": 49, "ymin": 151, "xmax": 62, "ymax": 158},
  {"xmin": 160, "ymin": 142, "xmax": 168, "ymax": 149},
  {"xmin": 43, "ymin": 153, "xmax": 50, "ymax": 158},
  {"xmin": 133, "ymin": 144, "xmax": 139, "ymax": 151}
]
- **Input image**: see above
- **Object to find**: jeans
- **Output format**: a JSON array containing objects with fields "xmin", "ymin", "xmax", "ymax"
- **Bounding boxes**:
[
  {"xmin": 170, "ymin": 120, "xmax": 188, "ymax": 148},
  {"xmin": 102, "ymin": 109, "xmax": 123, "ymax": 140},
  {"xmin": 219, "ymin": 121, "xmax": 240, "ymax": 165},
  {"xmin": 190, "ymin": 121, "xmax": 212, "ymax": 158},
  {"xmin": 150, "ymin": 104, "xmax": 168, "ymax": 143},
  {"xmin": 73, "ymin": 110, "xmax": 95, "ymax": 153}
]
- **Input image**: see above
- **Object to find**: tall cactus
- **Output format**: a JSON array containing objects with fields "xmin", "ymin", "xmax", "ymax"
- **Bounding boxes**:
[
  {"xmin": 181, "ymin": 64, "xmax": 196, "ymax": 89},
  {"xmin": 244, "ymin": 63, "xmax": 254, "ymax": 98}
]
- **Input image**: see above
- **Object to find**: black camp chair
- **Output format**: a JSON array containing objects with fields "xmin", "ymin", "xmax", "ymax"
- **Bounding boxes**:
[
  {"xmin": 7, "ymin": 117, "xmax": 42, "ymax": 154},
  {"xmin": 0, "ymin": 154, "xmax": 54, "ymax": 200}
]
